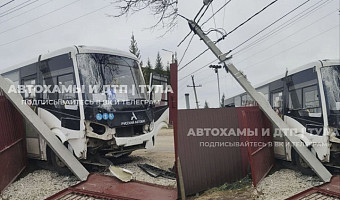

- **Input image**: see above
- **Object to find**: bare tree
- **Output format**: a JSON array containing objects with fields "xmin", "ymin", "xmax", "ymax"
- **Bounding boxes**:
[{"xmin": 111, "ymin": 0, "xmax": 178, "ymax": 34}]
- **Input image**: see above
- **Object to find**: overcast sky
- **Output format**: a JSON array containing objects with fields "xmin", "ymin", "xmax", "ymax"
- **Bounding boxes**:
[
  {"xmin": 0, "ymin": 0, "xmax": 339, "ymax": 109},
  {"xmin": 0, "ymin": 0, "xmax": 177, "ymax": 70}
]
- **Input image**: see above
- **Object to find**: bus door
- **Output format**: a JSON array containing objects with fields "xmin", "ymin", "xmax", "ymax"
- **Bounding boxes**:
[
  {"xmin": 21, "ymin": 67, "xmax": 41, "ymax": 159},
  {"xmin": 270, "ymin": 89, "xmax": 287, "ymax": 160}
]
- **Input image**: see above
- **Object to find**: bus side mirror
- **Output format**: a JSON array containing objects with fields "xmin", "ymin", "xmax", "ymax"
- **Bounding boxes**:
[{"xmin": 149, "ymin": 73, "xmax": 168, "ymax": 106}]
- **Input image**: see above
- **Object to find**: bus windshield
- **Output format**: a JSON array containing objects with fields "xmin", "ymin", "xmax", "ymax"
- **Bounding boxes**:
[
  {"xmin": 321, "ymin": 65, "xmax": 340, "ymax": 128},
  {"xmin": 77, "ymin": 53, "xmax": 146, "ymax": 102}
]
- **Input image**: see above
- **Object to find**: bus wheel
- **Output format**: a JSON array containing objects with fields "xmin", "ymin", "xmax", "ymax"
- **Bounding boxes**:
[
  {"xmin": 293, "ymin": 151, "xmax": 314, "ymax": 175},
  {"xmin": 48, "ymin": 147, "xmax": 71, "ymax": 175}
]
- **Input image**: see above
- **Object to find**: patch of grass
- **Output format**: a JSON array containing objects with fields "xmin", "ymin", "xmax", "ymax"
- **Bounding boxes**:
[{"xmin": 216, "ymin": 175, "xmax": 252, "ymax": 191}]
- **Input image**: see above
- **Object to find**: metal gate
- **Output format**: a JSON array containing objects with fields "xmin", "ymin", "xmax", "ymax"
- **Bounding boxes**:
[
  {"xmin": 0, "ymin": 92, "xmax": 26, "ymax": 193},
  {"xmin": 237, "ymin": 107, "xmax": 274, "ymax": 187}
]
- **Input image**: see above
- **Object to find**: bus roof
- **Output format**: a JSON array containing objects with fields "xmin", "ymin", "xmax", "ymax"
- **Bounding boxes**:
[
  {"xmin": 0, "ymin": 45, "xmax": 138, "ymax": 74},
  {"xmin": 226, "ymin": 59, "xmax": 340, "ymax": 99}
]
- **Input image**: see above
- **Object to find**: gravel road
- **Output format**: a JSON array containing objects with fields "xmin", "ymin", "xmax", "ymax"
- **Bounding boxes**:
[
  {"xmin": 0, "ymin": 170, "xmax": 79, "ymax": 200},
  {"xmin": 256, "ymin": 169, "xmax": 323, "ymax": 200},
  {"xmin": 193, "ymin": 168, "xmax": 322, "ymax": 200}
]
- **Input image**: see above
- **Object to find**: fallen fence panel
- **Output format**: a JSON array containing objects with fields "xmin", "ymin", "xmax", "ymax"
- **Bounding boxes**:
[
  {"xmin": 286, "ymin": 175, "xmax": 340, "ymax": 199},
  {"xmin": 0, "ymin": 94, "xmax": 26, "ymax": 193},
  {"xmin": 237, "ymin": 107, "xmax": 274, "ymax": 187},
  {"xmin": 46, "ymin": 174, "xmax": 177, "ymax": 200}
]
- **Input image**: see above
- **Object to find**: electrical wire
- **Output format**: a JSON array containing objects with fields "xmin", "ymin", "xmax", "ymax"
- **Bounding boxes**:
[
  {"xmin": 0, "ymin": 0, "xmax": 80, "ymax": 35},
  {"xmin": 234, "ymin": 9, "xmax": 337, "ymax": 65},
  {"xmin": 0, "ymin": 0, "xmax": 54, "ymax": 25},
  {"xmin": 178, "ymin": 34, "xmax": 194, "ymax": 65},
  {"xmin": 232, "ymin": 0, "xmax": 333, "ymax": 55},
  {"xmin": 177, "ymin": 1, "xmax": 212, "ymax": 47},
  {"xmin": 215, "ymin": 0, "xmax": 280, "ymax": 44},
  {"xmin": 230, "ymin": 0, "xmax": 311, "ymax": 52},
  {"xmin": 201, "ymin": 0, "xmax": 232, "ymax": 27},
  {"xmin": 0, "ymin": 0, "xmax": 38, "ymax": 17},
  {"xmin": 179, "ymin": 0, "xmax": 279, "ymax": 72},
  {"xmin": 222, "ymin": 0, "xmax": 227, "ymax": 29},
  {"xmin": 0, "ymin": 3, "xmax": 113, "ymax": 47},
  {"xmin": 0, "ymin": 0, "xmax": 15, "ymax": 8},
  {"xmin": 241, "ymin": 24, "xmax": 339, "ymax": 71},
  {"xmin": 178, "ymin": 58, "xmax": 218, "ymax": 81},
  {"xmin": 179, "ymin": 0, "xmax": 334, "ymax": 83},
  {"xmin": 178, "ymin": 48, "xmax": 209, "ymax": 71}
]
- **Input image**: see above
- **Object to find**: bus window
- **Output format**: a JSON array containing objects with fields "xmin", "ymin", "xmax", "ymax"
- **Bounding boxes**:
[
  {"xmin": 241, "ymin": 95, "xmax": 247, "ymax": 106},
  {"xmin": 235, "ymin": 96, "xmax": 241, "ymax": 107},
  {"xmin": 3, "ymin": 70, "xmax": 19, "ymax": 87},
  {"xmin": 42, "ymin": 77, "xmax": 58, "ymax": 101},
  {"xmin": 23, "ymin": 78, "xmax": 36, "ymax": 100},
  {"xmin": 272, "ymin": 91, "xmax": 283, "ymax": 115},
  {"xmin": 40, "ymin": 54, "xmax": 74, "ymax": 103},
  {"xmin": 289, "ymin": 89, "xmax": 302, "ymax": 109},
  {"xmin": 303, "ymin": 85, "xmax": 321, "ymax": 116},
  {"xmin": 58, "ymin": 74, "xmax": 76, "ymax": 102}
]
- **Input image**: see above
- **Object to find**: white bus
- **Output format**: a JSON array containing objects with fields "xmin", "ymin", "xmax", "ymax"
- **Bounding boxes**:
[
  {"xmin": 0, "ymin": 46, "xmax": 169, "ymax": 173},
  {"xmin": 225, "ymin": 59, "xmax": 340, "ymax": 174}
]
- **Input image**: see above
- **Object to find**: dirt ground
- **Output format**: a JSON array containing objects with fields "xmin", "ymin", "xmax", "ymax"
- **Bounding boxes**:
[
  {"xmin": 132, "ymin": 128, "xmax": 175, "ymax": 170},
  {"xmin": 190, "ymin": 186, "xmax": 256, "ymax": 200}
]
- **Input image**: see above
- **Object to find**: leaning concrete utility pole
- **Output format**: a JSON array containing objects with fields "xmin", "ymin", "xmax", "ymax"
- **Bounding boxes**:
[
  {"xmin": 187, "ymin": 20, "xmax": 332, "ymax": 182},
  {"xmin": 187, "ymin": 75, "xmax": 201, "ymax": 109},
  {"xmin": 0, "ymin": 75, "xmax": 89, "ymax": 181}
]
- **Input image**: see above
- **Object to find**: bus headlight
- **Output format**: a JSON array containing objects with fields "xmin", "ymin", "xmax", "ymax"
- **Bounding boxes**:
[
  {"xmin": 144, "ymin": 124, "xmax": 149, "ymax": 132},
  {"xmin": 149, "ymin": 121, "xmax": 155, "ymax": 132}
]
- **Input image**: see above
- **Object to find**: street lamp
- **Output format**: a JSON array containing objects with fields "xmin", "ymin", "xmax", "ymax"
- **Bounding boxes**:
[{"xmin": 161, "ymin": 49, "xmax": 177, "ymax": 64}]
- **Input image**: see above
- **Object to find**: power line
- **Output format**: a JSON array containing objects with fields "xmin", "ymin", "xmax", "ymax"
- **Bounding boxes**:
[
  {"xmin": 193, "ymin": 4, "xmax": 206, "ymax": 21},
  {"xmin": 222, "ymin": 0, "xmax": 227, "ymax": 28},
  {"xmin": 0, "ymin": 0, "xmax": 54, "ymax": 25},
  {"xmin": 0, "ymin": 0, "xmax": 80, "ymax": 35},
  {"xmin": 232, "ymin": 0, "xmax": 333, "ymax": 56},
  {"xmin": 0, "ymin": 0, "xmax": 15, "ymax": 8},
  {"xmin": 201, "ymin": 0, "xmax": 232, "ymax": 27},
  {"xmin": 178, "ymin": 34, "xmax": 194, "ymax": 65},
  {"xmin": 179, "ymin": 0, "xmax": 334, "ymax": 83},
  {"xmin": 215, "ymin": 0, "xmax": 280, "ymax": 44},
  {"xmin": 234, "ymin": 9, "xmax": 337, "ymax": 66},
  {"xmin": 179, "ymin": 0, "xmax": 279, "ymax": 72},
  {"xmin": 241, "ymin": 24, "xmax": 339, "ymax": 71},
  {"xmin": 0, "ymin": 0, "xmax": 38, "ymax": 17},
  {"xmin": 210, "ymin": 4, "xmax": 219, "ymax": 42},
  {"xmin": 177, "ymin": 1, "xmax": 212, "ymax": 47},
  {"xmin": 178, "ymin": 0, "xmax": 231, "ymax": 66},
  {"xmin": 0, "ymin": 3, "xmax": 113, "ymax": 47},
  {"xmin": 230, "ymin": 0, "xmax": 311, "ymax": 52},
  {"xmin": 178, "ymin": 58, "xmax": 218, "ymax": 81},
  {"xmin": 178, "ymin": 48, "xmax": 209, "ymax": 71}
]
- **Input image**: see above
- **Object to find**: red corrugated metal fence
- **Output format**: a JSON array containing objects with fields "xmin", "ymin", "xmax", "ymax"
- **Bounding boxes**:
[
  {"xmin": 177, "ymin": 108, "xmax": 247, "ymax": 196},
  {"xmin": 237, "ymin": 107, "xmax": 274, "ymax": 187},
  {"xmin": 176, "ymin": 106, "xmax": 274, "ymax": 196},
  {"xmin": 0, "ymin": 92, "xmax": 26, "ymax": 193}
]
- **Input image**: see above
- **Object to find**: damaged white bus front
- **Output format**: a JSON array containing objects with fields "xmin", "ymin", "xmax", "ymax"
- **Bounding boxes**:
[
  {"xmin": 320, "ymin": 64, "xmax": 340, "ymax": 164},
  {"xmin": 0, "ymin": 46, "xmax": 169, "ymax": 173}
]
